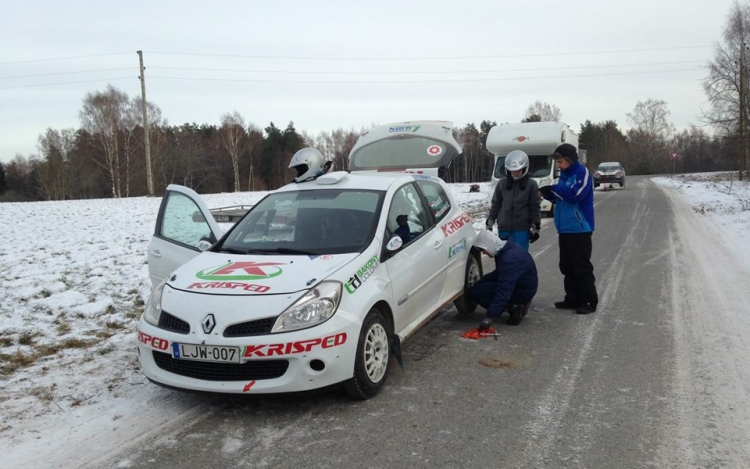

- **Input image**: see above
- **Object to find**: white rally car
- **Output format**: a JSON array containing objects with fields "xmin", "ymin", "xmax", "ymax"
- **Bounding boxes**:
[{"xmin": 137, "ymin": 121, "xmax": 482, "ymax": 399}]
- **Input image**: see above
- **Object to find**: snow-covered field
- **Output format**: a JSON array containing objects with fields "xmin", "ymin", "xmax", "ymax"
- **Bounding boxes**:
[{"xmin": 1, "ymin": 174, "xmax": 748, "ymax": 467}]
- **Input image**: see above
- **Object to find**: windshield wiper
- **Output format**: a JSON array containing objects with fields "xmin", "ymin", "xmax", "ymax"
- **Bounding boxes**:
[
  {"xmin": 218, "ymin": 247, "xmax": 249, "ymax": 254},
  {"xmin": 245, "ymin": 248, "xmax": 318, "ymax": 256}
]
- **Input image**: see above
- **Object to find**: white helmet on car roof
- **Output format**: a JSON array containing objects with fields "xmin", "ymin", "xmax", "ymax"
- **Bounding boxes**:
[
  {"xmin": 289, "ymin": 148, "xmax": 330, "ymax": 183},
  {"xmin": 505, "ymin": 150, "xmax": 529, "ymax": 180}
]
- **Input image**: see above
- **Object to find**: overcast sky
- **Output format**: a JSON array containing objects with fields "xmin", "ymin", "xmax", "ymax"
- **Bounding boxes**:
[{"xmin": 0, "ymin": 0, "xmax": 737, "ymax": 163}]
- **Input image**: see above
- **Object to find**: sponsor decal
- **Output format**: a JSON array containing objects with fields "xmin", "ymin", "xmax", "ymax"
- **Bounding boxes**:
[
  {"xmin": 320, "ymin": 255, "xmax": 333, "ymax": 260},
  {"xmin": 243, "ymin": 332, "xmax": 348, "ymax": 358},
  {"xmin": 427, "ymin": 144, "xmax": 443, "ymax": 156},
  {"xmin": 388, "ymin": 125, "xmax": 421, "ymax": 133},
  {"xmin": 196, "ymin": 261, "xmax": 285, "ymax": 281},
  {"xmin": 187, "ymin": 281, "xmax": 271, "ymax": 292},
  {"xmin": 243, "ymin": 380, "xmax": 256, "ymax": 392},
  {"xmin": 138, "ymin": 330, "xmax": 169, "ymax": 351},
  {"xmin": 344, "ymin": 254, "xmax": 380, "ymax": 294},
  {"xmin": 449, "ymin": 237, "xmax": 468, "ymax": 258},
  {"xmin": 440, "ymin": 212, "xmax": 471, "ymax": 236},
  {"xmin": 515, "ymin": 135, "xmax": 527, "ymax": 142}
]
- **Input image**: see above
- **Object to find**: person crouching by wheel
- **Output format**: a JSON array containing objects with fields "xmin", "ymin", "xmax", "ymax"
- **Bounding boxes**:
[{"xmin": 470, "ymin": 230, "xmax": 539, "ymax": 329}]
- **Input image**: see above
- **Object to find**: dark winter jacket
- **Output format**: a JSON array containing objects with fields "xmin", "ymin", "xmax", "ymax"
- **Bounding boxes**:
[
  {"xmin": 543, "ymin": 162, "xmax": 595, "ymax": 233},
  {"xmin": 487, "ymin": 174, "xmax": 542, "ymax": 232},
  {"xmin": 485, "ymin": 237, "xmax": 538, "ymax": 317}
]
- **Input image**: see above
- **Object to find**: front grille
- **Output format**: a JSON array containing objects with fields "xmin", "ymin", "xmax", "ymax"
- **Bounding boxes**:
[
  {"xmin": 223, "ymin": 317, "xmax": 276, "ymax": 337},
  {"xmin": 159, "ymin": 311, "xmax": 190, "ymax": 334},
  {"xmin": 152, "ymin": 351, "xmax": 289, "ymax": 381}
]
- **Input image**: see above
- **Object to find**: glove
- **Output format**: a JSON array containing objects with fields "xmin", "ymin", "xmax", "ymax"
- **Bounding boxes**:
[
  {"xmin": 478, "ymin": 318, "xmax": 493, "ymax": 331},
  {"xmin": 529, "ymin": 222, "xmax": 540, "ymax": 244},
  {"xmin": 485, "ymin": 220, "xmax": 493, "ymax": 231},
  {"xmin": 539, "ymin": 186, "xmax": 552, "ymax": 198}
]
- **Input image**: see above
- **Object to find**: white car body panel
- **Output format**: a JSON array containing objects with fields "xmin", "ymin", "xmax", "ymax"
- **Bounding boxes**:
[{"xmin": 139, "ymin": 134, "xmax": 478, "ymax": 396}]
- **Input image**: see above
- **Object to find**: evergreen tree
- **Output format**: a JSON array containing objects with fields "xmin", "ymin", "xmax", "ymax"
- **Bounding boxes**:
[{"xmin": 0, "ymin": 162, "xmax": 6, "ymax": 195}]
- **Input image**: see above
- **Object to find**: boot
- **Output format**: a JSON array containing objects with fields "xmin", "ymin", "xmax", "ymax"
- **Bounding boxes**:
[{"xmin": 576, "ymin": 303, "xmax": 596, "ymax": 315}]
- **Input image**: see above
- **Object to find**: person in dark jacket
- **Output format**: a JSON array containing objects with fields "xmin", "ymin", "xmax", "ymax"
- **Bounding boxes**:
[
  {"xmin": 539, "ymin": 143, "xmax": 598, "ymax": 314},
  {"xmin": 469, "ymin": 230, "xmax": 538, "ymax": 329},
  {"xmin": 486, "ymin": 150, "xmax": 542, "ymax": 251}
]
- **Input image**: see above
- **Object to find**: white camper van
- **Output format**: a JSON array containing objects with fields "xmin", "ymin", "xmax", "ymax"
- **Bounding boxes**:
[
  {"xmin": 486, "ymin": 122, "xmax": 579, "ymax": 217},
  {"xmin": 348, "ymin": 121, "xmax": 461, "ymax": 179}
]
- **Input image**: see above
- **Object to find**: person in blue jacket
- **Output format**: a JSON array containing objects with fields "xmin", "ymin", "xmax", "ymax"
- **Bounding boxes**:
[
  {"xmin": 539, "ymin": 143, "xmax": 599, "ymax": 314},
  {"xmin": 469, "ymin": 230, "xmax": 538, "ymax": 329}
]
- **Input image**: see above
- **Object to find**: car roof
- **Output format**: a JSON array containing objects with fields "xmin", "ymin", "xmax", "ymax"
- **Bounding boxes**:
[
  {"xmin": 274, "ymin": 170, "xmax": 442, "ymax": 193},
  {"xmin": 599, "ymin": 161, "xmax": 622, "ymax": 166}
]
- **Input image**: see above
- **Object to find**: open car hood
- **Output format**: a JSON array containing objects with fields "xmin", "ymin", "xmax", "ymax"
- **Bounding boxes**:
[{"xmin": 166, "ymin": 251, "xmax": 359, "ymax": 295}]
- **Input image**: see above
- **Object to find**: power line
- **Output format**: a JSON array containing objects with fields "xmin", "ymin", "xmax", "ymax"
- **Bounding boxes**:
[
  {"xmin": 0, "ymin": 52, "xmax": 133, "ymax": 66},
  {"xmin": 149, "ymin": 60, "xmax": 706, "ymax": 75},
  {"xmin": 0, "ymin": 68, "xmax": 133, "ymax": 80},
  {"xmin": 146, "ymin": 67, "xmax": 704, "ymax": 85},
  {"xmin": 0, "ymin": 77, "xmax": 134, "ymax": 90},
  {"xmin": 148, "ymin": 45, "xmax": 712, "ymax": 61}
]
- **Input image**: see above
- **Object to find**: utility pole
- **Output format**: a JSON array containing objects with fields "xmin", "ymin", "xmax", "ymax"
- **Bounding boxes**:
[
  {"xmin": 137, "ymin": 50, "xmax": 154, "ymax": 196},
  {"xmin": 744, "ymin": 44, "xmax": 749, "ymax": 181}
]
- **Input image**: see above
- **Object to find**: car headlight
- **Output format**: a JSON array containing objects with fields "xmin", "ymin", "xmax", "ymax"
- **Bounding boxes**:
[
  {"xmin": 538, "ymin": 177, "xmax": 552, "ymax": 188},
  {"xmin": 143, "ymin": 279, "xmax": 167, "ymax": 326},
  {"xmin": 272, "ymin": 281, "xmax": 342, "ymax": 333}
]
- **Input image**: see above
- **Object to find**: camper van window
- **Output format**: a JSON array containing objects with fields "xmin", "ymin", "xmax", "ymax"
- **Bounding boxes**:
[
  {"xmin": 528, "ymin": 155, "xmax": 553, "ymax": 178},
  {"xmin": 351, "ymin": 136, "xmax": 458, "ymax": 169}
]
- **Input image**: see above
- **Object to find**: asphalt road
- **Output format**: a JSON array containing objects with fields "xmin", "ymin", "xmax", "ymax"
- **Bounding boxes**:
[{"xmin": 110, "ymin": 176, "xmax": 749, "ymax": 469}]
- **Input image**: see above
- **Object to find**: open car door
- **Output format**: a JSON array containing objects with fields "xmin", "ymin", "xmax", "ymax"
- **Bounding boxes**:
[{"xmin": 147, "ymin": 184, "xmax": 223, "ymax": 287}]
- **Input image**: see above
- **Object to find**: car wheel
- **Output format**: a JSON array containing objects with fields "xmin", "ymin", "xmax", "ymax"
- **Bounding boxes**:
[
  {"xmin": 620, "ymin": 181, "xmax": 625, "ymax": 188},
  {"xmin": 344, "ymin": 307, "xmax": 389, "ymax": 399},
  {"xmin": 454, "ymin": 252, "xmax": 482, "ymax": 316}
]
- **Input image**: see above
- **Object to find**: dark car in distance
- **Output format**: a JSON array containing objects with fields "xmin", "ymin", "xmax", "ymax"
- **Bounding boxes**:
[{"xmin": 594, "ymin": 162, "xmax": 625, "ymax": 188}]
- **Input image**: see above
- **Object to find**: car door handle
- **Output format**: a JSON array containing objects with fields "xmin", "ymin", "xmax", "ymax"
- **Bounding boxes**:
[
  {"xmin": 433, "ymin": 241, "xmax": 443, "ymax": 250},
  {"xmin": 151, "ymin": 249, "xmax": 162, "ymax": 259}
]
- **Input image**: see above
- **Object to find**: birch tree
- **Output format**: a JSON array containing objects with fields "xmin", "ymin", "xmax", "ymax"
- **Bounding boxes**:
[
  {"xmin": 219, "ymin": 111, "xmax": 247, "ymax": 192},
  {"xmin": 79, "ymin": 85, "xmax": 129, "ymax": 198}
]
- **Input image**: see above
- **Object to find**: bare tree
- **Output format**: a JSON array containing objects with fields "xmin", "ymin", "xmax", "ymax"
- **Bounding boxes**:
[
  {"xmin": 246, "ymin": 124, "xmax": 263, "ymax": 191},
  {"xmin": 219, "ymin": 111, "xmax": 247, "ymax": 192},
  {"xmin": 703, "ymin": 1, "xmax": 750, "ymax": 178},
  {"xmin": 523, "ymin": 101, "xmax": 562, "ymax": 122},
  {"xmin": 37, "ymin": 128, "xmax": 76, "ymax": 200},
  {"xmin": 79, "ymin": 85, "xmax": 129, "ymax": 198},
  {"xmin": 627, "ymin": 99, "xmax": 675, "ymax": 173}
]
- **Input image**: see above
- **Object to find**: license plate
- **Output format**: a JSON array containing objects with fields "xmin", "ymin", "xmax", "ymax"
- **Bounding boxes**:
[
  {"xmin": 172, "ymin": 343, "xmax": 241, "ymax": 363},
  {"xmin": 214, "ymin": 215, "xmax": 230, "ymax": 222}
]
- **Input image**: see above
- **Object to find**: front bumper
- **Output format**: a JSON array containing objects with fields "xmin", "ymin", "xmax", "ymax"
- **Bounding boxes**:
[
  {"xmin": 595, "ymin": 175, "xmax": 624, "ymax": 184},
  {"xmin": 136, "ymin": 315, "xmax": 359, "ymax": 394}
]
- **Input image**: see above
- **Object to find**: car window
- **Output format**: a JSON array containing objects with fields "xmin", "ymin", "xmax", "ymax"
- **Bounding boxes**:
[
  {"xmin": 160, "ymin": 192, "xmax": 215, "ymax": 249},
  {"xmin": 415, "ymin": 180, "xmax": 451, "ymax": 223},
  {"xmin": 386, "ymin": 183, "xmax": 432, "ymax": 248},
  {"xmin": 220, "ymin": 189, "xmax": 383, "ymax": 255}
]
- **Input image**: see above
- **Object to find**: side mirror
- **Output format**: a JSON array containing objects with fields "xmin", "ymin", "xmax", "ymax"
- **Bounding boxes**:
[
  {"xmin": 386, "ymin": 235, "xmax": 404, "ymax": 252},
  {"xmin": 198, "ymin": 235, "xmax": 214, "ymax": 251}
]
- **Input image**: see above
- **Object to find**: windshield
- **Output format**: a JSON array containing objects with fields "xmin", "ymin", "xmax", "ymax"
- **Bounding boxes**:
[
  {"xmin": 494, "ymin": 154, "xmax": 553, "ymax": 179},
  {"xmin": 597, "ymin": 164, "xmax": 622, "ymax": 172},
  {"xmin": 218, "ymin": 189, "xmax": 384, "ymax": 255}
]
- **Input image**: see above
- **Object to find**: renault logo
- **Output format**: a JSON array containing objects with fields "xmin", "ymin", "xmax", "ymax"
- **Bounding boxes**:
[{"xmin": 202, "ymin": 314, "xmax": 216, "ymax": 334}]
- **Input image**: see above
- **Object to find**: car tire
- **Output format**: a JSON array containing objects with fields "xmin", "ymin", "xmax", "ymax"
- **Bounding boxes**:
[
  {"xmin": 454, "ymin": 252, "xmax": 482, "ymax": 316},
  {"xmin": 344, "ymin": 307, "xmax": 390, "ymax": 400},
  {"xmin": 620, "ymin": 181, "xmax": 625, "ymax": 188}
]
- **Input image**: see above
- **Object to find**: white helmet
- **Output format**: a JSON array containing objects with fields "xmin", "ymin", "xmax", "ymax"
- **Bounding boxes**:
[
  {"xmin": 473, "ymin": 230, "xmax": 507, "ymax": 257},
  {"xmin": 289, "ymin": 148, "xmax": 328, "ymax": 182},
  {"xmin": 505, "ymin": 150, "xmax": 529, "ymax": 180}
]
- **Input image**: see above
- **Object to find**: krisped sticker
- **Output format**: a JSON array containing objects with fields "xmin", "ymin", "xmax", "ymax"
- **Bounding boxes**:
[{"xmin": 427, "ymin": 145, "xmax": 443, "ymax": 156}]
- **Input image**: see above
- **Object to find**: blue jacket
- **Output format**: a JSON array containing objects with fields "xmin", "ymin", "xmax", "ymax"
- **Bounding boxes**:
[
  {"xmin": 486, "ymin": 237, "xmax": 538, "ymax": 317},
  {"xmin": 544, "ymin": 162, "xmax": 595, "ymax": 233}
]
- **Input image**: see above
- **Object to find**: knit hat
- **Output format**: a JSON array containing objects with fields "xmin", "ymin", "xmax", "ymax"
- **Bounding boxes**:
[
  {"xmin": 552, "ymin": 143, "xmax": 578, "ymax": 163},
  {"xmin": 473, "ymin": 230, "xmax": 507, "ymax": 257}
]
